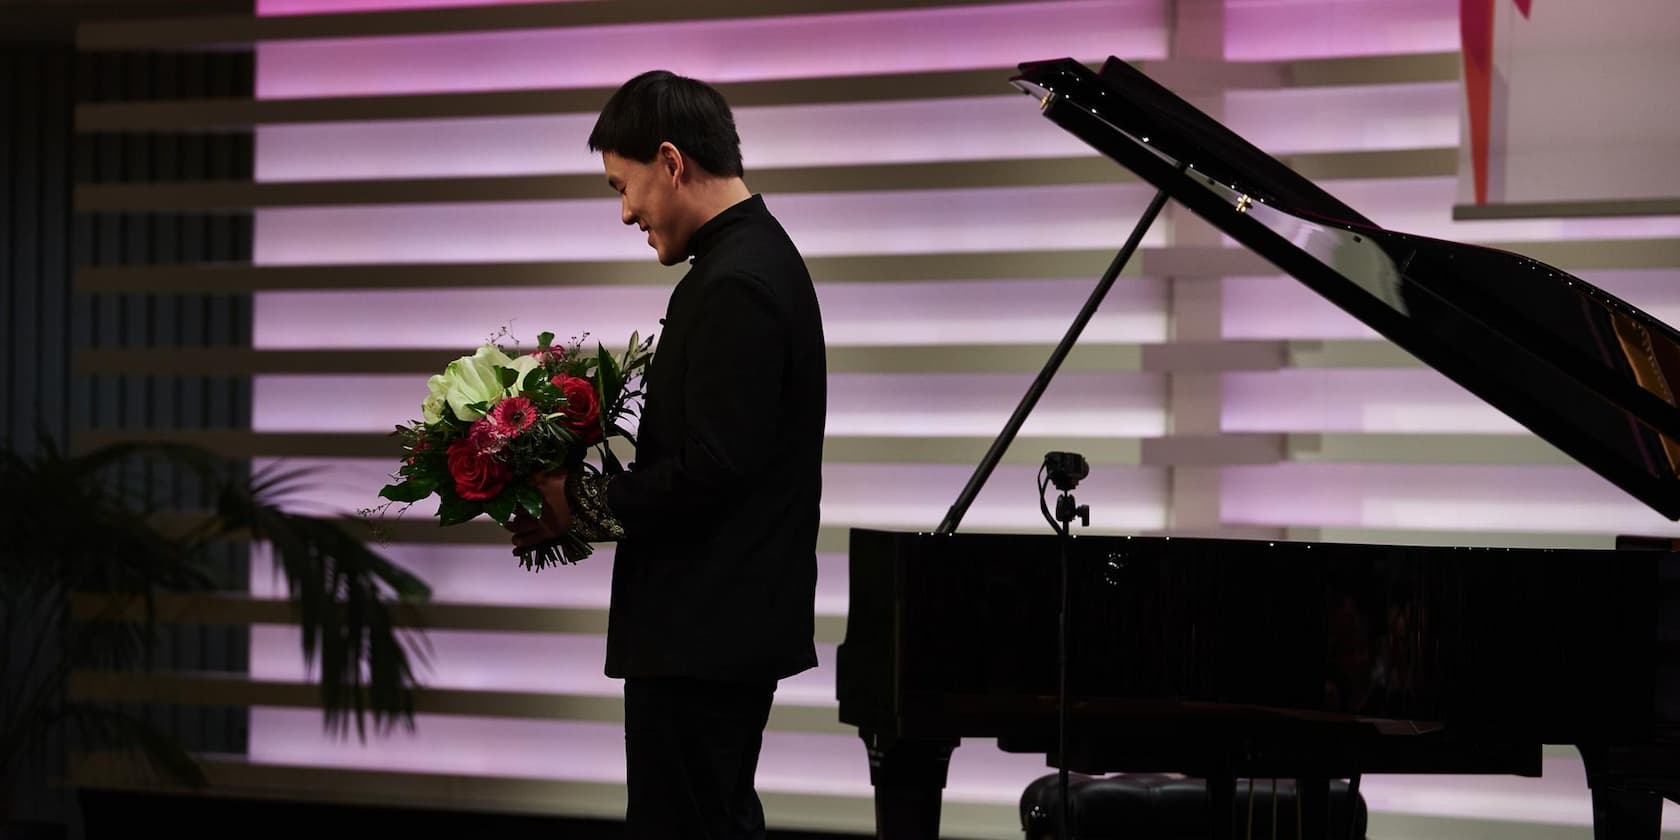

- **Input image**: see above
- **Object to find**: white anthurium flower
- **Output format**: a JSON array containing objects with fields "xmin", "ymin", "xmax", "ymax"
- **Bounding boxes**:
[
  {"xmin": 421, "ymin": 373, "xmax": 449, "ymax": 424},
  {"xmin": 476, "ymin": 343, "xmax": 515, "ymax": 368},
  {"xmin": 506, "ymin": 353, "xmax": 544, "ymax": 394},
  {"xmin": 443, "ymin": 344, "xmax": 511, "ymax": 421}
]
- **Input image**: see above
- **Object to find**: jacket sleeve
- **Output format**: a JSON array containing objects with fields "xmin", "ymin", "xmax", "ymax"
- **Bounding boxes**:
[
  {"xmin": 564, "ymin": 470, "xmax": 624, "ymax": 542},
  {"xmin": 601, "ymin": 271, "xmax": 788, "ymax": 534}
]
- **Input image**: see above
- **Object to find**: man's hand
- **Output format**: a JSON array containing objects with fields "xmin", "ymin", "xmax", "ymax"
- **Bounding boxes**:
[{"xmin": 507, "ymin": 471, "xmax": 573, "ymax": 553}]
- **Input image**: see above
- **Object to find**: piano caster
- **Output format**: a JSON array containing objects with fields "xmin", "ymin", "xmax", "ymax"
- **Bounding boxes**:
[{"xmin": 861, "ymin": 733, "xmax": 958, "ymax": 840}]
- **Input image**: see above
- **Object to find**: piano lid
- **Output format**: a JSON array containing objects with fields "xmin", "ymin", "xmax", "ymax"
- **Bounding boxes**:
[{"xmin": 1012, "ymin": 57, "xmax": 1680, "ymax": 522}]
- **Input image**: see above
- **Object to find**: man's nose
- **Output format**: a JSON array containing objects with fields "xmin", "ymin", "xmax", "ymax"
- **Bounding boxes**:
[{"xmin": 621, "ymin": 203, "xmax": 635, "ymax": 226}]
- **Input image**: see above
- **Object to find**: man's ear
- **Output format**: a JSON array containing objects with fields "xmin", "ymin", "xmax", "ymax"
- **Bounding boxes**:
[{"xmin": 657, "ymin": 142, "xmax": 683, "ymax": 185}]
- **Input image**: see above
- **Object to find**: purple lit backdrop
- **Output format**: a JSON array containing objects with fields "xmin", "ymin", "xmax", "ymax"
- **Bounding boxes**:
[
  {"xmin": 253, "ymin": 87, "xmax": 1452, "ymax": 183},
  {"xmin": 254, "ymin": 99, "xmax": 1095, "ymax": 181},
  {"xmin": 1222, "ymin": 369, "xmax": 1524, "ymax": 433},
  {"xmin": 251, "ymin": 185, "xmax": 1167, "ymax": 265},
  {"xmin": 253, "ymin": 372, "xmax": 1166, "ymax": 436},
  {"xmin": 1223, "ymin": 462, "xmax": 1680, "ymax": 535},
  {"xmin": 255, "ymin": 0, "xmax": 1460, "ymax": 68},
  {"xmin": 1223, "ymin": 270, "xmax": 1680, "ymax": 339},
  {"xmin": 250, "ymin": 626, "xmax": 842, "ymax": 706},
  {"xmin": 252, "ymin": 457, "xmax": 1169, "ymax": 531},
  {"xmin": 259, "ymin": 0, "xmax": 589, "ymax": 15},
  {"xmin": 242, "ymin": 707, "xmax": 1630, "ymax": 826},
  {"xmin": 250, "ymin": 544, "xmax": 852, "ymax": 613},
  {"xmin": 247, "ymin": 0, "xmax": 1680, "ymax": 829},
  {"xmin": 247, "ymin": 709, "xmax": 1064, "ymax": 803},
  {"xmin": 1296, "ymin": 177, "xmax": 1680, "ymax": 242},
  {"xmin": 253, "ymin": 0, "xmax": 1166, "ymax": 99},
  {"xmin": 1223, "ymin": 0, "xmax": 1459, "ymax": 59},
  {"xmin": 249, "ymin": 180, "xmax": 1680, "ymax": 267},
  {"xmin": 251, "ymin": 278, "xmax": 1170, "ymax": 348}
]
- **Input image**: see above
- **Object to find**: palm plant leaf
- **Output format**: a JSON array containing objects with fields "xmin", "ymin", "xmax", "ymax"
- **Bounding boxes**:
[
  {"xmin": 0, "ymin": 435, "xmax": 432, "ymax": 816},
  {"xmin": 231, "ymin": 457, "xmax": 431, "ymax": 736}
]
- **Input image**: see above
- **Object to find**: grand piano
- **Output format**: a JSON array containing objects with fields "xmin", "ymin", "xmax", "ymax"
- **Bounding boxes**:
[{"xmin": 835, "ymin": 57, "xmax": 1680, "ymax": 839}]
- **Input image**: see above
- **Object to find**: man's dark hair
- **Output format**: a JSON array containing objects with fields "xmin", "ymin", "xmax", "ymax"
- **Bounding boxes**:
[{"xmin": 588, "ymin": 70, "xmax": 744, "ymax": 179}]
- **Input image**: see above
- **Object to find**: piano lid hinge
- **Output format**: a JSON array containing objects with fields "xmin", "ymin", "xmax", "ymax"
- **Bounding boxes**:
[{"xmin": 1039, "ymin": 93, "xmax": 1056, "ymax": 113}]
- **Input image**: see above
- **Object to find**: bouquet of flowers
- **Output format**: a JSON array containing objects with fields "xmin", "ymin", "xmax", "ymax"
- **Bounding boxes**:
[{"xmin": 374, "ymin": 330, "xmax": 653, "ymax": 570}]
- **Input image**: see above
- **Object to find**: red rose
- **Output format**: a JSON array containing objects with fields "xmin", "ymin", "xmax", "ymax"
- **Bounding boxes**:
[
  {"xmin": 550, "ymin": 374, "xmax": 603, "ymax": 444},
  {"xmin": 447, "ymin": 437, "xmax": 511, "ymax": 501}
]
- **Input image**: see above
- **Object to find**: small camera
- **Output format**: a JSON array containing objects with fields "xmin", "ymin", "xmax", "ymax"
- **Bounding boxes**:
[{"xmin": 1044, "ymin": 451, "xmax": 1089, "ymax": 492}]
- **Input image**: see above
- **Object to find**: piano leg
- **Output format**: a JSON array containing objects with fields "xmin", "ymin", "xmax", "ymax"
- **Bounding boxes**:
[
  {"xmin": 860, "ymin": 732, "xmax": 959, "ymax": 840},
  {"xmin": 1206, "ymin": 775, "xmax": 1236, "ymax": 840},
  {"xmin": 1589, "ymin": 787, "xmax": 1662, "ymax": 840},
  {"xmin": 1580, "ymin": 744, "xmax": 1664, "ymax": 840},
  {"xmin": 1297, "ymin": 776, "xmax": 1330, "ymax": 840}
]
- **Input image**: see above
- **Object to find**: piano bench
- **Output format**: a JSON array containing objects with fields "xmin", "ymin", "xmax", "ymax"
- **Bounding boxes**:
[{"xmin": 1019, "ymin": 773, "xmax": 1368, "ymax": 840}]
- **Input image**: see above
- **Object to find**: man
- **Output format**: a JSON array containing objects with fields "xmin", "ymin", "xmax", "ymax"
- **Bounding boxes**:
[{"xmin": 510, "ymin": 70, "xmax": 827, "ymax": 840}]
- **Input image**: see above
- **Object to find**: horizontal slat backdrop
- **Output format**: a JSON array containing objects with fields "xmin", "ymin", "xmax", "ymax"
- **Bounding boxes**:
[{"xmin": 70, "ymin": 0, "xmax": 1680, "ymax": 837}]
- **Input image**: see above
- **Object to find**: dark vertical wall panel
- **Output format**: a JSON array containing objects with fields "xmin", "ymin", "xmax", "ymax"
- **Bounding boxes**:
[
  {"xmin": 3, "ymin": 46, "xmax": 79, "ymax": 828},
  {"xmin": 4, "ymin": 45, "xmax": 256, "ymax": 819},
  {"xmin": 3, "ymin": 51, "xmax": 56, "ymax": 454},
  {"xmin": 0, "ymin": 53, "xmax": 14, "ymax": 450},
  {"xmin": 40, "ymin": 55, "xmax": 71, "ymax": 453},
  {"xmin": 72, "ymin": 49, "xmax": 257, "ymax": 757}
]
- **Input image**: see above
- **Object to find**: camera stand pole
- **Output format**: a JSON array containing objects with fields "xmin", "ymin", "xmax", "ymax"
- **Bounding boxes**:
[{"xmin": 1042, "ymin": 456, "xmax": 1090, "ymax": 839}]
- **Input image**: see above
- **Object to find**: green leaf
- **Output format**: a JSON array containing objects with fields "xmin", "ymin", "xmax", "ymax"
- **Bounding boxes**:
[
  {"xmin": 498, "ymin": 367, "xmax": 518, "ymax": 389},
  {"xmin": 600, "ymin": 443, "xmax": 625, "ymax": 475},
  {"xmin": 605, "ymin": 342, "xmax": 624, "ymax": 387},
  {"xmin": 522, "ymin": 366, "xmax": 548, "ymax": 392},
  {"xmin": 538, "ymin": 331, "xmax": 554, "ymax": 350},
  {"xmin": 515, "ymin": 484, "xmax": 544, "ymax": 518},
  {"xmin": 484, "ymin": 492, "xmax": 517, "ymax": 523},
  {"xmin": 437, "ymin": 493, "xmax": 482, "ymax": 526},
  {"xmin": 597, "ymin": 343, "xmax": 623, "ymax": 407},
  {"xmin": 378, "ymin": 477, "xmax": 436, "ymax": 503}
]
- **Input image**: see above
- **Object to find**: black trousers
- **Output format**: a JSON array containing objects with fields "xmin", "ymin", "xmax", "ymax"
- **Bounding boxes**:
[{"xmin": 623, "ymin": 677, "xmax": 777, "ymax": 840}]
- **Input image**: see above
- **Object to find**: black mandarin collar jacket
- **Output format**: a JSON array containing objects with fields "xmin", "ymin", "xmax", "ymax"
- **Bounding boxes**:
[{"xmin": 603, "ymin": 194, "xmax": 827, "ymax": 682}]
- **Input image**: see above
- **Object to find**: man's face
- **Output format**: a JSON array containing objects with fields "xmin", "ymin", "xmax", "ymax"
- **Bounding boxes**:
[{"xmin": 603, "ymin": 150, "xmax": 684, "ymax": 266}]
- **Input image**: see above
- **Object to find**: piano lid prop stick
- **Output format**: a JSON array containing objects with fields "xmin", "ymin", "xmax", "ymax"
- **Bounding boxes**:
[{"xmin": 935, "ymin": 169, "xmax": 1183, "ymax": 535}]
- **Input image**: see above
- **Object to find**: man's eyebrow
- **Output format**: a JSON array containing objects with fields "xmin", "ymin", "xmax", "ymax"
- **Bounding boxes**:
[{"xmin": 606, "ymin": 177, "xmax": 622, "ymax": 191}]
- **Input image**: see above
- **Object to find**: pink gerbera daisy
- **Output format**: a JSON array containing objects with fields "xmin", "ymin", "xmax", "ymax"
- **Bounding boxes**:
[{"xmin": 488, "ymin": 395, "xmax": 538, "ymax": 436}]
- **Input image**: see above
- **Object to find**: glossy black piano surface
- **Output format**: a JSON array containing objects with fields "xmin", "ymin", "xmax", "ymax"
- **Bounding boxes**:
[
  {"xmin": 839, "ymin": 529, "xmax": 1673, "ymax": 756},
  {"xmin": 834, "ymin": 55, "xmax": 1680, "ymax": 840},
  {"xmin": 838, "ymin": 529, "xmax": 1680, "ymax": 837},
  {"xmin": 1014, "ymin": 57, "xmax": 1680, "ymax": 522}
]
